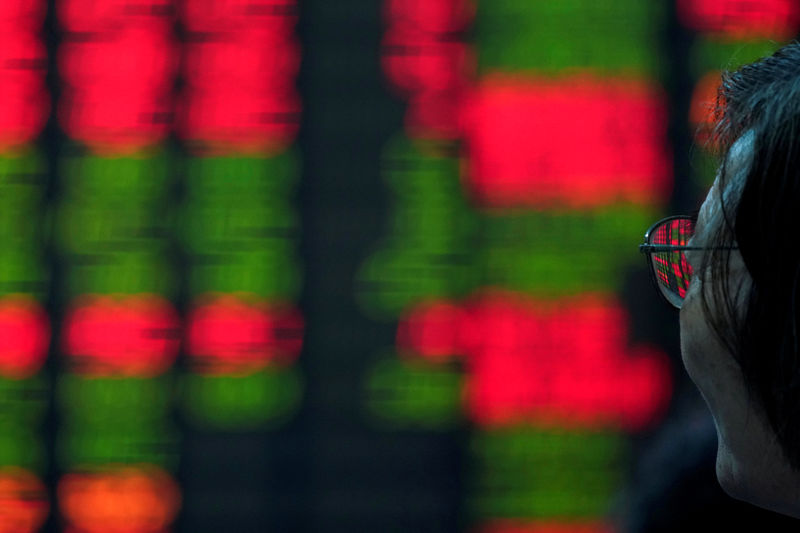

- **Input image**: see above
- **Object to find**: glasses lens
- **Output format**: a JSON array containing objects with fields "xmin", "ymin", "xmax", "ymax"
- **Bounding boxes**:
[{"xmin": 649, "ymin": 217, "xmax": 694, "ymax": 308}]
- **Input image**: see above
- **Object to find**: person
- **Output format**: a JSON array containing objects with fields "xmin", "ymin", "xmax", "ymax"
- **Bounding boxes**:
[{"xmin": 639, "ymin": 42, "xmax": 800, "ymax": 518}]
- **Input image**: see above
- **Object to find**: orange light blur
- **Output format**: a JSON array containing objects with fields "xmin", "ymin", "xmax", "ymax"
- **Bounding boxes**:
[
  {"xmin": 58, "ymin": 465, "xmax": 180, "ymax": 533},
  {"xmin": 0, "ymin": 467, "xmax": 48, "ymax": 533},
  {"xmin": 689, "ymin": 70, "xmax": 723, "ymax": 148}
]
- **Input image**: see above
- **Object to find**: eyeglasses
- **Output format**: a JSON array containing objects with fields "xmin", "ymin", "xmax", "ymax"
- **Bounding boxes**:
[
  {"xmin": 638, "ymin": 216, "xmax": 701, "ymax": 309},
  {"xmin": 640, "ymin": 215, "xmax": 740, "ymax": 309}
]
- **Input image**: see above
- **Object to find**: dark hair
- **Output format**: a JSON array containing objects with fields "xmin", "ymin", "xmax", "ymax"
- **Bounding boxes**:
[{"xmin": 705, "ymin": 41, "xmax": 800, "ymax": 469}]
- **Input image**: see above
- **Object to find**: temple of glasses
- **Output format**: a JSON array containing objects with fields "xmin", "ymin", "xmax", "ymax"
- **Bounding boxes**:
[{"xmin": 639, "ymin": 244, "xmax": 737, "ymax": 253}]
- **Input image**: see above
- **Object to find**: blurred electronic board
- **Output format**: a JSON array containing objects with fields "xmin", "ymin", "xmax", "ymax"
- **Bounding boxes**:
[{"xmin": 0, "ymin": 1, "xmax": 798, "ymax": 532}]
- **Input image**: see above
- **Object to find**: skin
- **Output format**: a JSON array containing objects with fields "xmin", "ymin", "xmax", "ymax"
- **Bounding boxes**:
[{"xmin": 680, "ymin": 132, "xmax": 800, "ymax": 517}]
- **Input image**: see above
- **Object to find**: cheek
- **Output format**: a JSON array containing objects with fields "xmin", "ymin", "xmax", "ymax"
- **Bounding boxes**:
[
  {"xmin": 679, "ymin": 291, "xmax": 751, "ymax": 446},
  {"xmin": 679, "ymin": 267, "xmax": 729, "ymax": 382},
  {"xmin": 679, "ymin": 288, "xmax": 709, "ymax": 381},
  {"xmin": 679, "ymin": 303, "xmax": 705, "ymax": 384},
  {"xmin": 679, "ymin": 292, "xmax": 731, "ymax": 409}
]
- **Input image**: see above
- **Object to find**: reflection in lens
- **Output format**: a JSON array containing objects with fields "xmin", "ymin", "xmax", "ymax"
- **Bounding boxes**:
[{"xmin": 649, "ymin": 218, "xmax": 694, "ymax": 308}]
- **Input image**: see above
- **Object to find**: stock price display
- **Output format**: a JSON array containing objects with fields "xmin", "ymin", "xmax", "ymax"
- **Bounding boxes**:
[{"xmin": 0, "ymin": 0, "xmax": 797, "ymax": 532}]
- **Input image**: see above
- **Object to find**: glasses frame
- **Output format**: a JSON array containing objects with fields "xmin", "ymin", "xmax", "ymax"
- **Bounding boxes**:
[{"xmin": 639, "ymin": 215, "xmax": 737, "ymax": 309}]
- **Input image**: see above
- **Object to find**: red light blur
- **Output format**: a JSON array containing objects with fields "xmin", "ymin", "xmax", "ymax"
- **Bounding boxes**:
[
  {"xmin": 187, "ymin": 294, "xmax": 303, "ymax": 374},
  {"xmin": 59, "ymin": 0, "xmax": 174, "ymax": 32},
  {"xmin": 179, "ymin": 88, "xmax": 301, "ymax": 154},
  {"xmin": 58, "ymin": 0, "xmax": 301, "ymax": 153},
  {"xmin": 479, "ymin": 520, "xmax": 614, "ymax": 533},
  {"xmin": 382, "ymin": 0, "xmax": 473, "ymax": 140},
  {"xmin": 383, "ymin": 30, "xmax": 474, "ymax": 95},
  {"xmin": 59, "ymin": 29, "xmax": 175, "ymax": 94},
  {"xmin": 0, "ymin": 6, "xmax": 49, "ymax": 152},
  {"xmin": 397, "ymin": 290, "xmax": 672, "ymax": 430},
  {"xmin": 181, "ymin": 0, "xmax": 297, "ymax": 33},
  {"xmin": 62, "ymin": 294, "xmax": 180, "ymax": 377},
  {"xmin": 179, "ymin": 27, "xmax": 301, "ymax": 153},
  {"xmin": 0, "ymin": 467, "xmax": 48, "ymax": 533},
  {"xmin": 382, "ymin": 27, "xmax": 472, "ymax": 139},
  {"xmin": 396, "ymin": 300, "xmax": 465, "ymax": 361},
  {"xmin": 59, "ymin": 88, "xmax": 172, "ymax": 153},
  {"xmin": 462, "ymin": 75, "xmax": 672, "ymax": 209},
  {"xmin": 183, "ymin": 31, "xmax": 299, "ymax": 94},
  {"xmin": 58, "ymin": 0, "xmax": 177, "ymax": 154},
  {"xmin": 0, "ymin": 295, "xmax": 49, "ymax": 379},
  {"xmin": 58, "ymin": 465, "xmax": 180, "ymax": 533},
  {"xmin": 689, "ymin": 70, "xmax": 722, "ymax": 147},
  {"xmin": 405, "ymin": 88, "xmax": 466, "ymax": 140},
  {"xmin": 384, "ymin": 0, "xmax": 473, "ymax": 34},
  {"xmin": 677, "ymin": 0, "xmax": 800, "ymax": 39},
  {"xmin": 0, "ymin": 2, "xmax": 45, "ymax": 30}
]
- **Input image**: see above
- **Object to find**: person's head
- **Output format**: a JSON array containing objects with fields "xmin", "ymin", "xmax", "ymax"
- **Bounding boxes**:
[{"xmin": 680, "ymin": 41, "xmax": 800, "ymax": 516}]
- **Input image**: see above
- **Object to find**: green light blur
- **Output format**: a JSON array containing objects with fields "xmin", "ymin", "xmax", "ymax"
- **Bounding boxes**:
[
  {"xmin": 690, "ymin": 39, "xmax": 783, "ymax": 77},
  {"xmin": 189, "ymin": 249, "xmax": 300, "ymax": 298},
  {"xmin": 0, "ymin": 376, "xmax": 47, "ymax": 424},
  {"xmin": 56, "ymin": 375, "xmax": 177, "ymax": 468},
  {"xmin": 60, "ymin": 148, "xmax": 171, "ymax": 203},
  {"xmin": 58, "ymin": 424, "xmax": 178, "ymax": 469},
  {"xmin": 0, "ymin": 429, "xmax": 44, "ymax": 470},
  {"xmin": 56, "ymin": 151, "xmax": 177, "ymax": 297},
  {"xmin": 0, "ymin": 153, "xmax": 47, "ymax": 476},
  {"xmin": 179, "ymin": 152, "xmax": 303, "ymax": 431},
  {"xmin": 478, "ymin": 206, "xmax": 656, "ymax": 296},
  {"xmin": 179, "ymin": 367, "xmax": 303, "ymax": 430},
  {"xmin": 469, "ymin": 428, "xmax": 625, "ymax": 519},
  {"xmin": 373, "ymin": 0, "xmax": 672, "ymax": 526},
  {"xmin": 0, "ymin": 152, "xmax": 45, "ymax": 204},
  {"xmin": 0, "ymin": 250, "xmax": 48, "ymax": 298},
  {"xmin": 56, "ymin": 203, "xmax": 169, "ymax": 255},
  {"xmin": 0, "ymin": 376, "xmax": 47, "ymax": 471},
  {"xmin": 63, "ymin": 252, "xmax": 177, "ymax": 296},
  {"xmin": 357, "ymin": 137, "xmax": 657, "ymax": 319},
  {"xmin": 183, "ymin": 152, "xmax": 297, "ymax": 201},
  {"xmin": 0, "ymin": 152, "xmax": 48, "ymax": 298},
  {"xmin": 56, "ymin": 150, "xmax": 178, "ymax": 470},
  {"xmin": 357, "ymin": 137, "xmax": 482, "ymax": 319},
  {"xmin": 181, "ymin": 153, "xmax": 301, "ymax": 299},
  {"xmin": 58, "ymin": 375, "xmax": 171, "ymax": 425},
  {"xmin": 365, "ymin": 356, "xmax": 463, "ymax": 429},
  {"xmin": 359, "ymin": 248, "xmax": 477, "ymax": 319},
  {"xmin": 690, "ymin": 148, "xmax": 719, "ymax": 188},
  {"xmin": 476, "ymin": 0, "xmax": 665, "ymax": 76}
]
